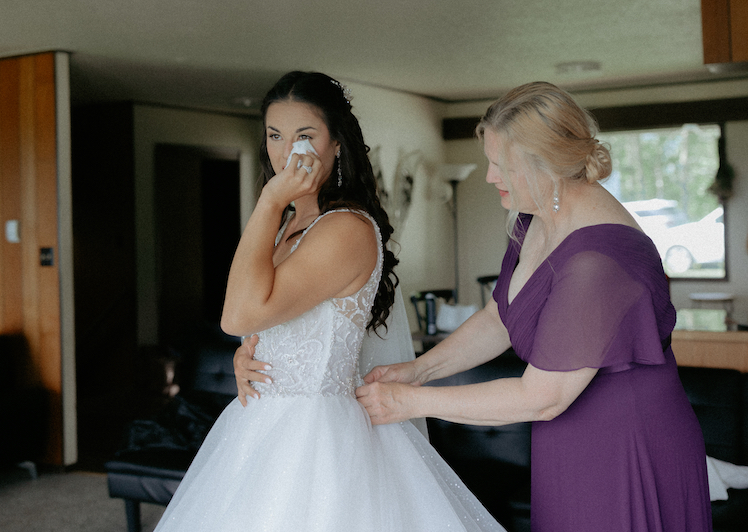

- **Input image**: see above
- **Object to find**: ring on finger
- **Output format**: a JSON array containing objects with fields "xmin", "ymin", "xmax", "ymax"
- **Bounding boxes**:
[{"xmin": 301, "ymin": 165, "xmax": 313, "ymax": 174}]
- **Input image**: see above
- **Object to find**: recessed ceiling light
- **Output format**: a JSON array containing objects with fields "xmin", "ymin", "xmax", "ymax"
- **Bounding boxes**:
[
  {"xmin": 555, "ymin": 61, "xmax": 602, "ymax": 75},
  {"xmin": 705, "ymin": 61, "xmax": 748, "ymax": 74},
  {"xmin": 232, "ymin": 97, "xmax": 254, "ymax": 108}
]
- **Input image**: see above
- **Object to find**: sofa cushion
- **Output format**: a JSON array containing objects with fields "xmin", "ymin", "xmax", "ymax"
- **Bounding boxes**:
[
  {"xmin": 106, "ymin": 449, "xmax": 193, "ymax": 479},
  {"xmin": 189, "ymin": 346, "xmax": 239, "ymax": 397}
]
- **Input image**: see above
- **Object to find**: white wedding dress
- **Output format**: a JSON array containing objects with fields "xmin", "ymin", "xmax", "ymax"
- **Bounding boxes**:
[{"xmin": 154, "ymin": 210, "xmax": 506, "ymax": 532}]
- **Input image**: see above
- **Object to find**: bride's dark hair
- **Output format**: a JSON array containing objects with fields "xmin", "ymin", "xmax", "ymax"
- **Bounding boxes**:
[{"xmin": 258, "ymin": 71, "xmax": 399, "ymax": 333}]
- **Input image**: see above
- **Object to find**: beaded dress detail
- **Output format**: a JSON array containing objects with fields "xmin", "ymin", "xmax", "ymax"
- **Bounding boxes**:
[
  {"xmin": 253, "ymin": 210, "xmax": 379, "ymax": 399},
  {"xmin": 154, "ymin": 210, "xmax": 506, "ymax": 532}
]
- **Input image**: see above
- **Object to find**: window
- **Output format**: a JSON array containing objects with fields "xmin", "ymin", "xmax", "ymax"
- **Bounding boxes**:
[{"xmin": 598, "ymin": 124, "xmax": 725, "ymax": 279}]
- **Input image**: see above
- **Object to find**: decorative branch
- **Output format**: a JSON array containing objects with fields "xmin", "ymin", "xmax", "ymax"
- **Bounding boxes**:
[
  {"xmin": 708, "ymin": 125, "xmax": 735, "ymax": 202},
  {"xmin": 370, "ymin": 146, "xmax": 422, "ymax": 234}
]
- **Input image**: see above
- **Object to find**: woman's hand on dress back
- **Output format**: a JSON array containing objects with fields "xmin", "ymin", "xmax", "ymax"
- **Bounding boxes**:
[
  {"xmin": 362, "ymin": 361, "xmax": 419, "ymax": 386},
  {"xmin": 233, "ymin": 335, "xmax": 272, "ymax": 406},
  {"xmin": 355, "ymin": 381, "xmax": 415, "ymax": 425},
  {"xmin": 357, "ymin": 363, "xmax": 421, "ymax": 425}
]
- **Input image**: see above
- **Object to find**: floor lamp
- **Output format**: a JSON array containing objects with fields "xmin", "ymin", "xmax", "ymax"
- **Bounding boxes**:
[{"xmin": 438, "ymin": 164, "xmax": 476, "ymax": 303}]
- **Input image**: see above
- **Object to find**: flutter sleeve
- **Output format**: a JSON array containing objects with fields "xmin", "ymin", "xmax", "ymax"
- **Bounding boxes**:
[{"xmin": 525, "ymin": 250, "xmax": 669, "ymax": 372}]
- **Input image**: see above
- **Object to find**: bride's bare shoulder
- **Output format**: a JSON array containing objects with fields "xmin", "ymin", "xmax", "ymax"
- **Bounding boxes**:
[
  {"xmin": 299, "ymin": 210, "xmax": 378, "ymax": 257},
  {"xmin": 315, "ymin": 210, "xmax": 376, "ymax": 237}
]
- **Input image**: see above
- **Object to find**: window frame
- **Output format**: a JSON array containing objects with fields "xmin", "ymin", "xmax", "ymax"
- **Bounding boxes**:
[{"xmin": 598, "ymin": 122, "xmax": 727, "ymax": 281}]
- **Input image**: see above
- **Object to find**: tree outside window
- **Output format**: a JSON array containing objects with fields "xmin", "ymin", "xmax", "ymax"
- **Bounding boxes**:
[{"xmin": 599, "ymin": 124, "xmax": 724, "ymax": 279}]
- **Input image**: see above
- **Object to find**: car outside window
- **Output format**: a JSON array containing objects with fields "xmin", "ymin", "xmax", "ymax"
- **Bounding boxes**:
[{"xmin": 599, "ymin": 124, "xmax": 724, "ymax": 279}]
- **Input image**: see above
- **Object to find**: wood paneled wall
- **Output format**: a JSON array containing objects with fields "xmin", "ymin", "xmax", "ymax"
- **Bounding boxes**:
[
  {"xmin": 702, "ymin": 0, "xmax": 748, "ymax": 64},
  {"xmin": 0, "ymin": 52, "xmax": 63, "ymax": 465}
]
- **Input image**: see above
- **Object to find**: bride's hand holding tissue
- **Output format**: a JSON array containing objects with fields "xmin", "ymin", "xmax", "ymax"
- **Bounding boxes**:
[{"xmin": 259, "ymin": 139, "xmax": 326, "ymax": 212}]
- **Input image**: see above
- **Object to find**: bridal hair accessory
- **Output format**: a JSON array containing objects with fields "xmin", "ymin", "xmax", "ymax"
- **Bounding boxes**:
[
  {"xmin": 552, "ymin": 181, "xmax": 560, "ymax": 213},
  {"xmin": 336, "ymin": 150, "xmax": 343, "ymax": 187},
  {"xmin": 301, "ymin": 165, "xmax": 313, "ymax": 174},
  {"xmin": 330, "ymin": 79, "xmax": 352, "ymax": 104}
]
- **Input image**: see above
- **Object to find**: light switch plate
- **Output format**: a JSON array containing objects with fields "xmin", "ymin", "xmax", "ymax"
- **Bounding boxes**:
[{"xmin": 5, "ymin": 220, "xmax": 20, "ymax": 243}]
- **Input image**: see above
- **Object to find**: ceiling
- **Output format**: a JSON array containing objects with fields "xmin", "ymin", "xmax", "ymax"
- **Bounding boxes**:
[{"xmin": 1, "ymin": 0, "xmax": 742, "ymax": 115}]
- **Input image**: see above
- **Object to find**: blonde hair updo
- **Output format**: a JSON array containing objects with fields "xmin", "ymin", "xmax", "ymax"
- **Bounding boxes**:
[{"xmin": 477, "ymin": 81, "xmax": 612, "ymax": 185}]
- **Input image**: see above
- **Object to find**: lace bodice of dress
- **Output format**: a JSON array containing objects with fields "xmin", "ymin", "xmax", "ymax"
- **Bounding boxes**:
[{"xmin": 252, "ymin": 209, "xmax": 383, "ymax": 398}]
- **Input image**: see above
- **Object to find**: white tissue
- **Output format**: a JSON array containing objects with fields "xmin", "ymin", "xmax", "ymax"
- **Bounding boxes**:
[
  {"xmin": 285, "ymin": 139, "xmax": 318, "ymax": 169},
  {"xmin": 706, "ymin": 455, "xmax": 748, "ymax": 501},
  {"xmin": 707, "ymin": 456, "xmax": 730, "ymax": 501}
]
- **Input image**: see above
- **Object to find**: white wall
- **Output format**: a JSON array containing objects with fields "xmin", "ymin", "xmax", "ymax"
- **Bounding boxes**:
[
  {"xmin": 444, "ymin": 138, "xmax": 507, "ymax": 308},
  {"xmin": 56, "ymin": 52, "xmax": 77, "ymax": 465},
  {"xmin": 445, "ymin": 79, "xmax": 748, "ymax": 324},
  {"xmin": 345, "ymin": 82, "xmax": 451, "ymax": 326},
  {"xmin": 133, "ymin": 105, "xmax": 261, "ymax": 345}
]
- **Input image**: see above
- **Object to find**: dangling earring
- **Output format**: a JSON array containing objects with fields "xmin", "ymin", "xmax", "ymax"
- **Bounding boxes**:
[
  {"xmin": 552, "ymin": 181, "xmax": 560, "ymax": 213},
  {"xmin": 336, "ymin": 150, "xmax": 342, "ymax": 187}
]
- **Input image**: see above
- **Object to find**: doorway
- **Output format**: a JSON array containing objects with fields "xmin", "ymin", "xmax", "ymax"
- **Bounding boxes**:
[{"xmin": 154, "ymin": 144, "xmax": 241, "ymax": 348}]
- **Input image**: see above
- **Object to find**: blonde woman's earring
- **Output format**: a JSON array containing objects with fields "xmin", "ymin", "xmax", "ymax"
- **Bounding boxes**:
[{"xmin": 552, "ymin": 182, "xmax": 560, "ymax": 213}]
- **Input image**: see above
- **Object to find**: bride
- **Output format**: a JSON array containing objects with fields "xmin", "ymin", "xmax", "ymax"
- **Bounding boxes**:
[{"xmin": 153, "ymin": 71, "xmax": 506, "ymax": 532}]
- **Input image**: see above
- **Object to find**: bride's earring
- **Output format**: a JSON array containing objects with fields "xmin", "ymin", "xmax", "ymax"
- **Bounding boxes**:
[
  {"xmin": 552, "ymin": 181, "xmax": 560, "ymax": 213},
  {"xmin": 336, "ymin": 150, "xmax": 342, "ymax": 187}
]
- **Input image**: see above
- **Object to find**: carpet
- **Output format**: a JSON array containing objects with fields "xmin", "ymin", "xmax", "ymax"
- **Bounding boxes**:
[{"xmin": 0, "ymin": 467, "xmax": 165, "ymax": 532}]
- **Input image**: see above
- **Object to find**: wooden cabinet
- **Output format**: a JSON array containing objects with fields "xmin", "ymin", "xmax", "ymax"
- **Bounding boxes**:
[
  {"xmin": 672, "ymin": 330, "xmax": 748, "ymax": 371},
  {"xmin": 0, "ymin": 52, "xmax": 66, "ymax": 465},
  {"xmin": 702, "ymin": 0, "xmax": 748, "ymax": 65}
]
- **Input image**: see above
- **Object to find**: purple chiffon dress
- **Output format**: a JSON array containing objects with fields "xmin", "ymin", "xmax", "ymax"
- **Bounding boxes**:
[{"xmin": 494, "ymin": 214, "xmax": 712, "ymax": 532}]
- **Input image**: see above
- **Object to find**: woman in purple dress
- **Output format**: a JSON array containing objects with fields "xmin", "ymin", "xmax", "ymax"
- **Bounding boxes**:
[{"xmin": 354, "ymin": 82, "xmax": 712, "ymax": 531}]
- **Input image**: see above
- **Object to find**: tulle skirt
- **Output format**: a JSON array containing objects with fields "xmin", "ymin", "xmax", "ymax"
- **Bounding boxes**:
[{"xmin": 154, "ymin": 394, "xmax": 506, "ymax": 532}]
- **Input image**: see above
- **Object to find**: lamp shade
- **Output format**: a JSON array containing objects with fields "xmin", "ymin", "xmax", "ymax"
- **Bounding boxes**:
[{"xmin": 438, "ymin": 163, "xmax": 477, "ymax": 182}]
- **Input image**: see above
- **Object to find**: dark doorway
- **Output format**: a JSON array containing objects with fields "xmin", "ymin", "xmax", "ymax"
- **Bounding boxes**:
[
  {"xmin": 154, "ymin": 145, "xmax": 241, "ymax": 348},
  {"xmin": 72, "ymin": 103, "xmax": 139, "ymax": 471},
  {"xmin": 71, "ymin": 107, "xmax": 244, "ymax": 472},
  {"xmin": 201, "ymin": 158, "xmax": 241, "ymax": 323}
]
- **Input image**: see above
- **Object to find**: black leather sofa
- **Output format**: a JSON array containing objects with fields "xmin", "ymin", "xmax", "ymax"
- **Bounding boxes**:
[
  {"xmin": 105, "ymin": 339, "xmax": 238, "ymax": 532},
  {"xmin": 427, "ymin": 350, "xmax": 748, "ymax": 532}
]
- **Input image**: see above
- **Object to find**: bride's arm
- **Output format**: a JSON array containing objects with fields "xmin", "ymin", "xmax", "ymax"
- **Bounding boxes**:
[
  {"xmin": 226, "ymin": 208, "xmax": 376, "ymax": 404},
  {"xmin": 221, "ymin": 209, "xmax": 376, "ymax": 337},
  {"xmin": 220, "ymin": 156, "xmax": 376, "ymax": 337}
]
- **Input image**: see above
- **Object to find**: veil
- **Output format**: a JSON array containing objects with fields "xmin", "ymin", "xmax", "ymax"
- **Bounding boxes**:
[{"xmin": 359, "ymin": 284, "xmax": 429, "ymax": 438}]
